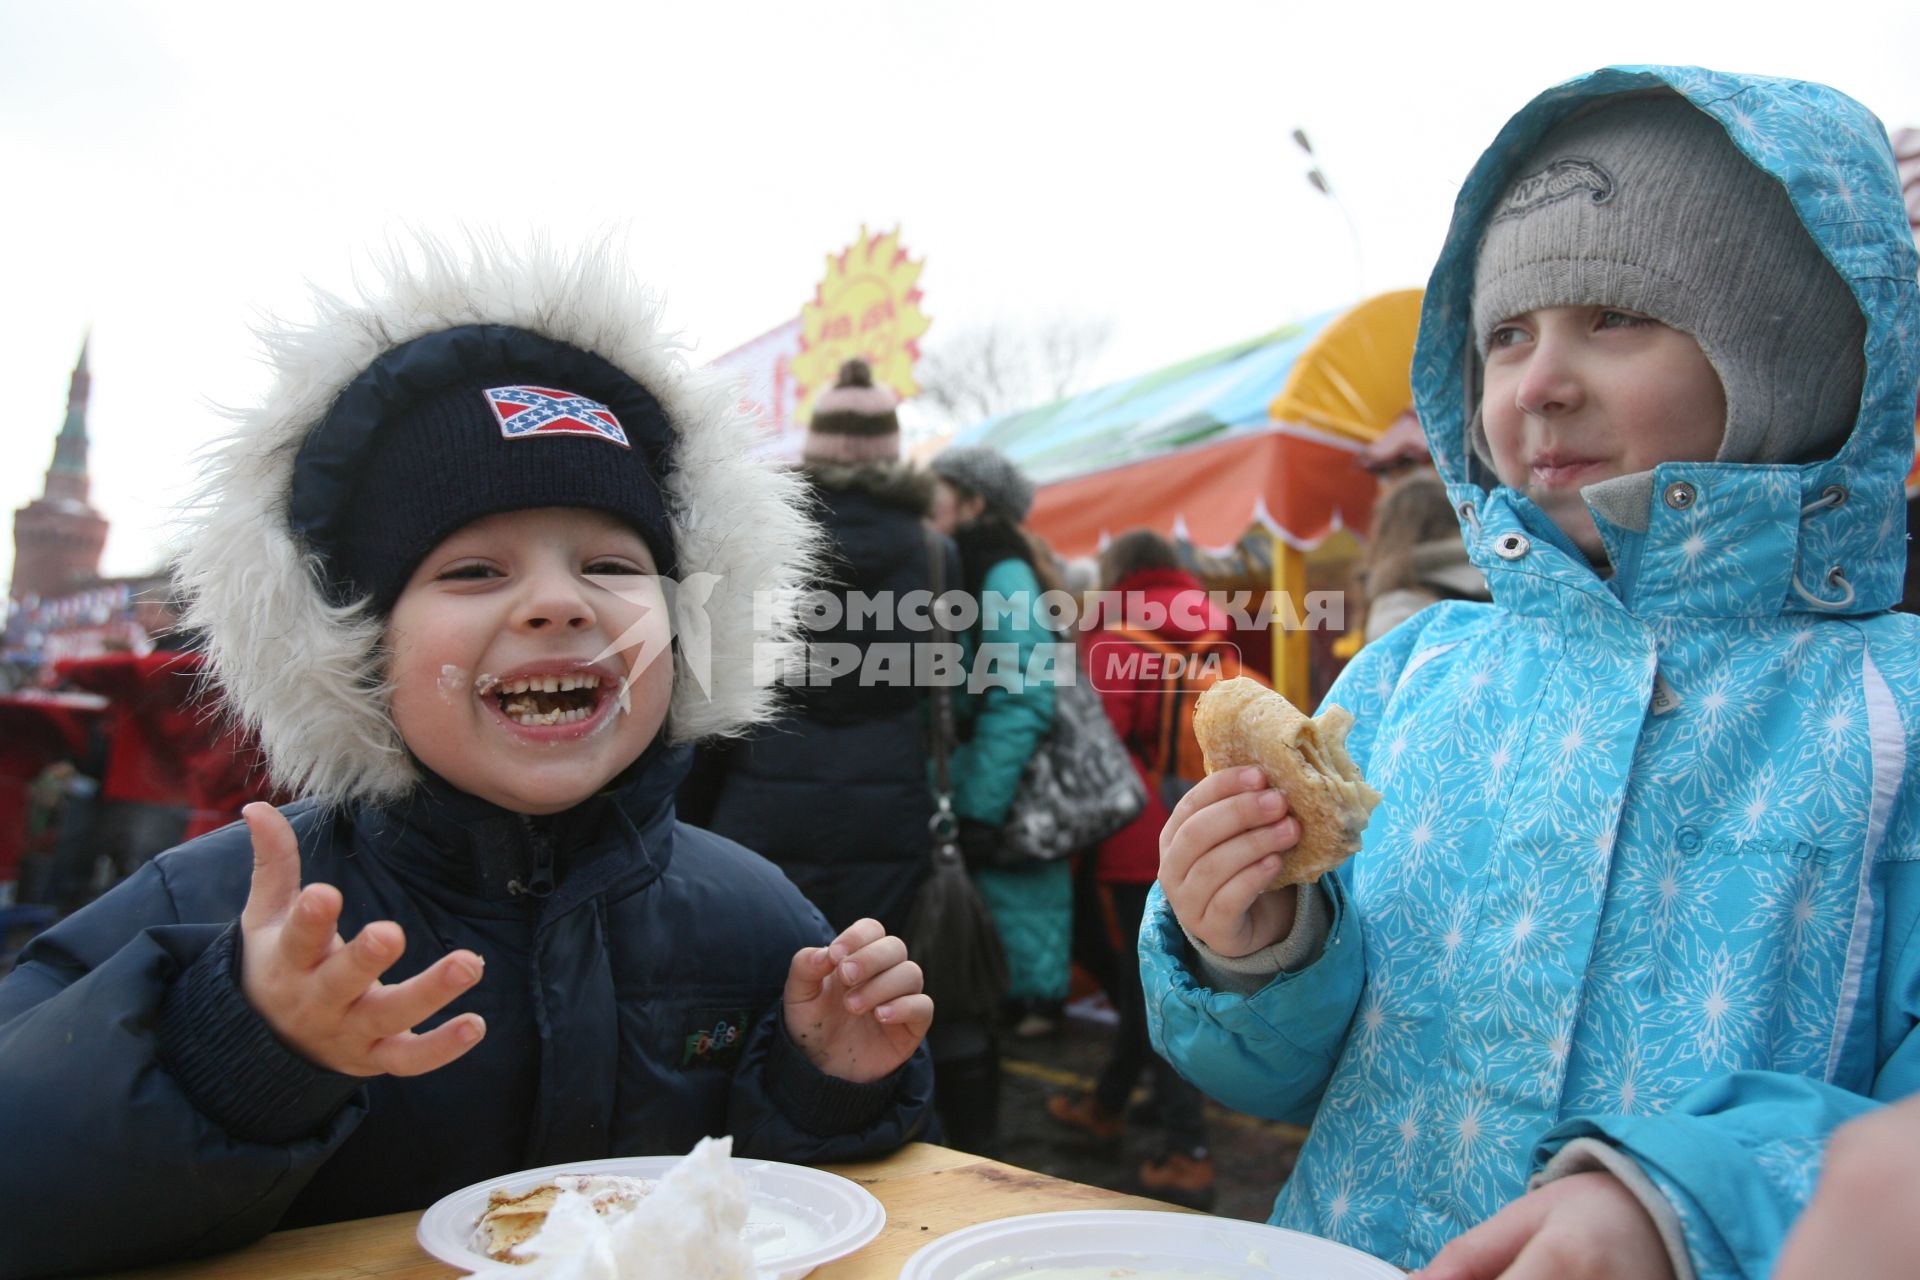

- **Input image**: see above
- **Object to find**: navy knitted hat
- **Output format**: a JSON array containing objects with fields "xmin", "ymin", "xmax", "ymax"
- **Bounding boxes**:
[{"xmin": 289, "ymin": 325, "xmax": 679, "ymax": 613}]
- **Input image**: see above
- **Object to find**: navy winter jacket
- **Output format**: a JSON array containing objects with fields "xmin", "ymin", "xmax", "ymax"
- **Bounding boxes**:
[
  {"xmin": 0, "ymin": 744, "xmax": 933, "ymax": 1278},
  {"xmin": 699, "ymin": 467, "xmax": 944, "ymax": 934}
]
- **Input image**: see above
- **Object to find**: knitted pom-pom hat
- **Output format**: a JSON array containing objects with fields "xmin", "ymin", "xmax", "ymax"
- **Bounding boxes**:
[{"xmin": 804, "ymin": 358, "xmax": 901, "ymax": 464}]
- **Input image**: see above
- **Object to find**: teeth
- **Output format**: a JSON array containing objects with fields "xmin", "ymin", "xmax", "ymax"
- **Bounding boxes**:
[
  {"xmin": 496, "ymin": 673, "xmax": 602, "ymax": 695},
  {"xmin": 493, "ymin": 673, "xmax": 603, "ymax": 720},
  {"xmin": 502, "ymin": 703, "xmax": 594, "ymax": 727}
]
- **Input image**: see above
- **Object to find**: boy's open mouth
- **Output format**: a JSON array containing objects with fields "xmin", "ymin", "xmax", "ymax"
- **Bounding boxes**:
[{"xmin": 493, "ymin": 673, "xmax": 606, "ymax": 727}]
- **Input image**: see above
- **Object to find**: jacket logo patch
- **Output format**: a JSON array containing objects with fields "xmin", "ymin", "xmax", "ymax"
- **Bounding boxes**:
[
  {"xmin": 680, "ymin": 1008, "xmax": 748, "ymax": 1069},
  {"xmin": 1492, "ymin": 157, "xmax": 1615, "ymax": 223},
  {"xmin": 485, "ymin": 385, "xmax": 631, "ymax": 447},
  {"xmin": 1675, "ymin": 827, "xmax": 1831, "ymax": 864}
]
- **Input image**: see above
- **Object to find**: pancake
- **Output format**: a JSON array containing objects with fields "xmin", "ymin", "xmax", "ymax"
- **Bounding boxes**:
[
  {"xmin": 474, "ymin": 1173, "xmax": 656, "ymax": 1263},
  {"xmin": 1191, "ymin": 677, "xmax": 1383, "ymax": 888}
]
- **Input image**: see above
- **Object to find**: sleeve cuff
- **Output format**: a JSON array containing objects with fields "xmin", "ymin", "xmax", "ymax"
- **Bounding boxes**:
[
  {"xmin": 765, "ymin": 1022, "xmax": 902, "ymax": 1136},
  {"xmin": 1533, "ymin": 1138, "xmax": 1697, "ymax": 1280},
  {"xmin": 1185, "ymin": 882, "xmax": 1333, "ymax": 996},
  {"xmin": 158, "ymin": 922, "xmax": 365, "ymax": 1144}
]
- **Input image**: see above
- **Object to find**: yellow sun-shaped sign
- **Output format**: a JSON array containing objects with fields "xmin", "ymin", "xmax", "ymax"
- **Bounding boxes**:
[{"xmin": 792, "ymin": 226, "xmax": 932, "ymax": 424}]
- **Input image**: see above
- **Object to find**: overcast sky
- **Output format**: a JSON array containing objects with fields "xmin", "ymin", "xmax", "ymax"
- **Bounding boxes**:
[{"xmin": 5, "ymin": 0, "xmax": 1917, "ymax": 587}]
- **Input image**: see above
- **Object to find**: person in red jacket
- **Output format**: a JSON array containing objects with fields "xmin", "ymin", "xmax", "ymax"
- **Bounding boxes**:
[
  {"xmin": 1047, "ymin": 528, "xmax": 1223, "ymax": 1208},
  {"xmin": 57, "ymin": 646, "xmax": 282, "ymax": 867}
]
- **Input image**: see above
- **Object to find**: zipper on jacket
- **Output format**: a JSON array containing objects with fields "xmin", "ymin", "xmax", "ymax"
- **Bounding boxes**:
[{"xmin": 508, "ymin": 817, "xmax": 556, "ymax": 899}]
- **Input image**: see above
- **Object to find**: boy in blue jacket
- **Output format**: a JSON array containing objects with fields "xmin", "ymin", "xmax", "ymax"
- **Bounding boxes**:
[
  {"xmin": 1143, "ymin": 67, "xmax": 1920, "ymax": 1280},
  {"xmin": 0, "ymin": 237, "xmax": 935, "ymax": 1278}
]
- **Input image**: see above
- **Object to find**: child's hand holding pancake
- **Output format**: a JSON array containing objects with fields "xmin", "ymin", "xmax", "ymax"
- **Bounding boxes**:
[
  {"xmin": 1158, "ymin": 766, "xmax": 1308, "ymax": 957},
  {"xmin": 1158, "ymin": 679, "xmax": 1382, "ymax": 958},
  {"xmin": 1192, "ymin": 679, "xmax": 1381, "ymax": 890}
]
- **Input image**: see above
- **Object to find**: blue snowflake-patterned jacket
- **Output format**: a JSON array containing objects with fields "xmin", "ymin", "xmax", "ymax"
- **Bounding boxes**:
[{"xmin": 1142, "ymin": 65, "xmax": 1920, "ymax": 1278}]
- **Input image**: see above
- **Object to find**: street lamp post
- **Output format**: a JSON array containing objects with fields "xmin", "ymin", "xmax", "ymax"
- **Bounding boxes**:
[{"xmin": 1292, "ymin": 128, "xmax": 1364, "ymax": 299}]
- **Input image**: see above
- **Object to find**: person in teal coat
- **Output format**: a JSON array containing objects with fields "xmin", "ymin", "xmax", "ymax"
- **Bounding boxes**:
[{"xmin": 1141, "ymin": 66, "xmax": 1920, "ymax": 1280}]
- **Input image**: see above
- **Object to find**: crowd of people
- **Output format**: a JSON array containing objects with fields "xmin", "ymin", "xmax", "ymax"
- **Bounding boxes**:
[{"xmin": 0, "ymin": 59, "xmax": 1917, "ymax": 1280}]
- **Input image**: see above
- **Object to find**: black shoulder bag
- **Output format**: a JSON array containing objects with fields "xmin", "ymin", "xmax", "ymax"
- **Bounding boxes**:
[{"xmin": 902, "ymin": 528, "xmax": 1009, "ymax": 1025}]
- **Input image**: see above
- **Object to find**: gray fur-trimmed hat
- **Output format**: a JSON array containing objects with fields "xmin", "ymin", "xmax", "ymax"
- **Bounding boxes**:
[
  {"xmin": 1472, "ymin": 92, "xmax": 1865, "ymax": 475},
  {"xmin": 931, "ymin": 444, "xmax": 1036, "ymax": 522},
  {"xmin": 173, "ymin": 233, "xmax": 823, "ymax": 808}
]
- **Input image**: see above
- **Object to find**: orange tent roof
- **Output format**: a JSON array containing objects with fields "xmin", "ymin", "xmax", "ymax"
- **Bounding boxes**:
[{"xmin": 956, "ymin": 291, "xmax": 1422, "ymax": 559}]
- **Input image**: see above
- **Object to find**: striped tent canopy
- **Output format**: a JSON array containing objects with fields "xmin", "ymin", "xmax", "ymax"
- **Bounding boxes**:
[{"xmin": 953, "ymin": 291, "xmax": 1423, "ymax": 559}]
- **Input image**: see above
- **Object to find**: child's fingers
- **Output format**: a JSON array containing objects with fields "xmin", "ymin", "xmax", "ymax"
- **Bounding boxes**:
[
  {"xmin": 842, "ymin": 960, "xmax": 923, "ymax": 1013},
  {"xmin": 239, "ymin": 802, "xmax": 304, "ymax": 932},
  {"xmin": 1169, "ymin": 819, "xmax": 1298, "ymax": 916},
  {"xmin": 874, "ymin": 992, "xmax": 934, "ymax": 1035},
  {"xmin": 826, "ymin": 917, "xmax": 886, "ymax": 963},
  {"xmin": 1194, "ymin": 842, "xmax": 1294, "ymax": 935},
  {"xmin": 1161, "ymin": 789, "xmax": 1294, "ymax": 887},
  {"xmin": 272, "ymin": 882, "xmax": 346, "ymax": 971},
  {"xmin": 309, "ymin": 919, "xmax": 406, "ymax": 1007},
  {"xmin": 368, "ymin": 1014, "xmax": 487, "ymax": 1079},
  {"xmin": 349, "ymin": 951, "xmax": 485, "ymax": 1039},
  {"xmin": 1165, "ymin": 766, "xmax": 1269, "ymax": 836},
  {"xmin": 834, "ymin": 935, "xmax": 908, "ymax": 989},
  {"xmin": 1411, "ymin": 1187, "xmax": 1546, "ymax": 1280},
  {"xmin": 783, "ymin": 945, "xmax": 837, "ymax": 1005}
]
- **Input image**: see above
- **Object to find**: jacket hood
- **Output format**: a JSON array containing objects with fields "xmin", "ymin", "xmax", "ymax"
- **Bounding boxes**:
[
  {"xmin": 1089, "ymin": 566, "xmax": 1229, "ymax": 641},
  {"xmin": 174, "ymin": 233, "xmax": 824, "ymax": 808},
  {"xmin": 1414, "ymin": 66, "xmax": 1920, "ymax": 618},
  {"xmin": 801, "ymin": 461, "xmax": 935, "ymax": 515}
]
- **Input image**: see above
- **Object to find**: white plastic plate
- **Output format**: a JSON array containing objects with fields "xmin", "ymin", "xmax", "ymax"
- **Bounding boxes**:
[
  {"xmin": 899, "ymin": 1209, "xmax": 1402, "ymax": 1279},
  {"xmin": 417, "ymin": 1153, "xmax": 885, "ymax": 1279}
]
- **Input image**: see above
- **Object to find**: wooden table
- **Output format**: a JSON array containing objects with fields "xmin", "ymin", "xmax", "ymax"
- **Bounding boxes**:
[{"xmin": 101, "ymin": 1143, "xmax": 1196, "ymax": 1279}]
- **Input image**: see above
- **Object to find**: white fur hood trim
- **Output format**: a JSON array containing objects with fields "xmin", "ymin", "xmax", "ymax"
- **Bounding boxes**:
[{"xmin": 174, "ymin": 233, "xmax": 823, "ymax": 808}]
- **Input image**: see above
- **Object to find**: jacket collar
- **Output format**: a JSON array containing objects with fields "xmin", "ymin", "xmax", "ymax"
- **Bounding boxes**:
[
  {"xmin": 353, "ymin": 741, "xmax": 690, "ymax": 904},
  {"xmin": 802, "ymin": 461, "xmax": 935, "ymax": 513},
  {"xmin": 1457, "ymin": 461, "xmax": 1859, "ymax": 623}
]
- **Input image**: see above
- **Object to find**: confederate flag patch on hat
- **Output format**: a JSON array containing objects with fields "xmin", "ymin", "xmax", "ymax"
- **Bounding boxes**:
[{"xmin": 484, "ymin": 385, "xmax": 631, "ymax": 447}]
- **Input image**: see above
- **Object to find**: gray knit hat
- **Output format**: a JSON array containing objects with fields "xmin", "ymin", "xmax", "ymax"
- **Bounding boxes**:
[
  {"xmin": 931, "ymin": 444, "xmax": 1035, "ymax": 522},
  {"xmin": 1471, "ymin": 93, "xmax": 1865, "ymax": 492}
]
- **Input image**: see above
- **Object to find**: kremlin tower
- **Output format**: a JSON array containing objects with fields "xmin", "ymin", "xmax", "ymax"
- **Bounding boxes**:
[{"xmin": 10, "ymin": 338, "xmax": 109, "ymax": 605}]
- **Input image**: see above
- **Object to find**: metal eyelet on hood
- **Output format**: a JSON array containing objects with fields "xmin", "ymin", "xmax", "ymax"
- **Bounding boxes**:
[
  {"xmin": 1494, "ymin": 533, "xmax": 1530, "ymax": 560},
  {"xmin": 1803, "ymin": 485, "xmax": 1847, "ymax": 514},
  {"xmin": 1792, "ymin": 565, "xmax": 1856, "ymax": 610},
  {"xmin": 1790, "ymin": 488, "xmax": 1855, "ymax": 609}
]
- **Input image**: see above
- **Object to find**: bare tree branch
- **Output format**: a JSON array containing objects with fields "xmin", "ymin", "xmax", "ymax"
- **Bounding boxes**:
[
  {"xmin": 1037, "ymin": 318, "xmax": 1113, "ymax": 400},
  {"xmin": 914, "ymin": 317, "xmax": 1112, "ymax": 430}
]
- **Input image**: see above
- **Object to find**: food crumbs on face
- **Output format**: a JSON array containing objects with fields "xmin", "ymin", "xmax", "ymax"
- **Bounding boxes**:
[{"xmin": 440, "ymin": 665, "xmax": 473, "ymax": 703}]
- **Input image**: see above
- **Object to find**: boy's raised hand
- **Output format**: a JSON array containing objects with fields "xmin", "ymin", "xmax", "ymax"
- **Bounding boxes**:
[
  {"xmin": 1159, "ymin": 767, "xmax": 1303, "ymax": 957},
  {"xmin": 1409, "ymin": 1173, "xmax": 1675, "ymax": 1280},
  {"xmin": 783, "ymin": 919, "xmax": 932, "ymax": 1083},
  {"xmin": 237, "ymin": 802, "xmax": 487, "ymax": 1077}
]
